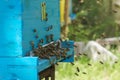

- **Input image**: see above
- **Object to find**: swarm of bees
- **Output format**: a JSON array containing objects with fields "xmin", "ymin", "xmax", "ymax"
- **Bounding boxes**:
[{"xmin": 28, "ymin": 40, "xmax": 71, "ymax": 65}]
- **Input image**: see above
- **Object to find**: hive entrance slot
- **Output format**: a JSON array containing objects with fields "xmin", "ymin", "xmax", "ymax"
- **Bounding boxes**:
[{"xmin": 39, "ymin": 65, "xmax": 55, "ymax": 80}]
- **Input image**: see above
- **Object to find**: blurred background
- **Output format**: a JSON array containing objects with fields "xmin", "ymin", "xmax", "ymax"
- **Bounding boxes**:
[
  {"xmin": 61, "ymin": 0, "xmax": 120, "ymax": 41},
  {"xmin": 56, "ymin": 0, "xmax": 120, "ymax": 80}
]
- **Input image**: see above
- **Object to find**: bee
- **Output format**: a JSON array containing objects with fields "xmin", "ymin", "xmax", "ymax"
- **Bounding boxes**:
[
  {"xmin": 33, "ymin": 49, "xmax": 39, "ymax": 53},
  {"xmin": 56, "ymin": 63, "xmax": 59, "ymax": 65},
  {"xmin": 113, "ymin": 10, "xmax": 117, "ymax": 13},
  {"xmin": 75, "ymin": 73, "xmax": 79, "ymax": 76},
  {"xmin": 88, "ymin": 63, "xmax": 92, "ymax": 66},
  {"xmin": 39, "ymin": 39, "xmax": 44, "ymax": 43},
  {"xmin": 70, "ymin": 62, "xmax": 75, "ymax": 66},
  {"xmin": 83, "ymin": 54, "xmax": 87, "ymax": 56},
  {"xmin": 99, "ymin": 61, "xmax": 104, "ymax": 64},
  {"xmin": 33, "ymin": 29, "xmax": 37, "ymax": 32},
  {"xmin": 49, "ymin": 52, "xmax": 54, "ymax": 56},
  {"xmin": 82, "ymin": 72, "xmax": 87, "ymax": 74},
  {"xmin": 75, "ymin": 57, "xmax": 78, "ymax": 61},
  {"xmin": 76, "ymin": 67, "xmax": 80, "ymax": 72},
  {"xmin": 30, "ymin": 41, "xmax": 34, "ymax": 49},
  {"xmin": 61, "ymin": 54, "xmax": 66, "ymax": 58},
  {"xmin": 101, "ymin": 33, "xmax": 106, "ymax": 38},
  {"xmin": 97, "ymin": 51, "xmax": 101, "ymax": 55},
  {"xmin": 115, "ymin": 61, "xmax": 118, "ymax": 64},
  {"xmin": 79, "ymin": 53, "xmax": 82, "ymax": 56},
  {"xmin": 38, "ymin": 54, "xmax": 44, "ymax": 59}
]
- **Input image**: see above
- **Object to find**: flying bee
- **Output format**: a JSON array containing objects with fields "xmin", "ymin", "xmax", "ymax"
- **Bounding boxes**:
[
  {"xmin": 83, "ymin": 54, "xmax": 87, "ymax": 56},
  {"xmin": 115, "ymin": 61, "xmax": 118, "ymax": 64},
  {"xmin": 70, "ymin": 62, "xmax": 75, "ymax": 66},
  {"xmin": 88, "ymin": 63, "xmax": 92, "ymax": 66},
  {"xmin": 99, "ymin": 61, "xmax": 104, "ymax": 64},
  {"xmin": 101, "ymin": 33, "xmax": 106, "ymax": 38},
  {"xmin": 75, "ymin": 57, "xmax": 78, "ymax": 61},
  {"xmin": 56, "ymin": 63, "xmax": 59, "ymax": 65},
  {"xmin": 82, "ymin": 72, "xmax": 87, "ymax": 74},
  {"xmin": 79, "ymin": 53, "xmax": 82, "ymax": 56},
  {"xmin": 97, "ymin": 51, "xmax": 101, "ymax": 55},
  {"xmin": 30, "ymin": 41, "xmax": 34, "ymax": 49},
  {"xmin": 33, "ymin": 29, "xmax": 37, "ymax": 32},
  {"xmin": 44, "ymin": 55, "xmax": 50, "ymax": 59},
  {"xmin": 76, "ymin": 67, "xmax": 80, "ymax": 72},
  {"xmin": 75, "ymin": 73, "xmax": 79, "ymax": 76},
  {"xmin": 113, "ymin": 10, "xmax": 117, "ymax": 13}
]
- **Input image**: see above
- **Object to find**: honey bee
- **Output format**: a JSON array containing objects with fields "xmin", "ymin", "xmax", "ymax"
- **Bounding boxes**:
[
  {"xmin": 76, "ymin": 67, "xmax": 80, "ymax": 72},
  {"xmin": 70, "ymin": 62, "xmax": 75, "ymax": 66},
  {"xmin": 97, "ymin": 51, "xmax": 101, "ymax": 55},
  {"xmin": 75, "ymin": 73, "xmax": 79, "ymax": 76},
  {"xmin": 56, "ymin": 63, "xmax": 59, "ymax": 65},
  {"xmin": 115, "ymin": 61, "xmax": 118, "ymax": 64},
  {"xmin": 99, "ymin": 61, "xmax": 104, "ymax": 64},
  {"xmin": 82, "ymin": 72, "xmax": 87, "ymax": 74},
  {"xmin": 88, "ymin": 63, "xmax": 92, "ymax": 66}
]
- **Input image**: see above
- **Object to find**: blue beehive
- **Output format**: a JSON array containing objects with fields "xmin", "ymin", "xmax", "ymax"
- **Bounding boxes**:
[
  {"xmin": 0, "ymin": 0, "xmax": 22, "ymax": 56},
  {"xmin": 0, "ymin": 0, "xmax": 61, "ymax": 56},
  {"xmin": 0, "ymin": 0, "xmax": 74, "ymax": 80}
]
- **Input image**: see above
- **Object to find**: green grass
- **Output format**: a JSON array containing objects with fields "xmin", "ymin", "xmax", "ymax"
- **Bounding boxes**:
[{"xmin": 55, "ymin": 50, "xmax": 120, "ymax": 80}]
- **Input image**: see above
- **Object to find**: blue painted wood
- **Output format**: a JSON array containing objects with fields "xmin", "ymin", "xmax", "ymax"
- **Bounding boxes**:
[
  {"xmin": 61, "ymin": 41, "xmax": 74, "ymax": 62},
  {"xmin": 0, "ymin": 0, "xmax": 74, "ymax": 80},
  {"xmin": 0, "ymin": 49, "xmax": 74, "ymax": 80},
  {"xmin": 0, "ymin": 0, "xmax": 22, "ymax": 57},
  {"xmin": 0, "ymin": 57, "xmax": 38, "ymax": 80},
  {"xmin": 0, "ymin": 0, "xmax": 60, "ymax": 56},
  {"xmin": 22, "ymin": 0, "xmax": 61, "ymax": 55}
]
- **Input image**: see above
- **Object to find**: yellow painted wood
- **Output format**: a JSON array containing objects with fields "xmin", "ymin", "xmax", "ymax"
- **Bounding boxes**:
[{"xmin": 60, "ymin": 0, "xmax": 65, "ymax": 24}]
